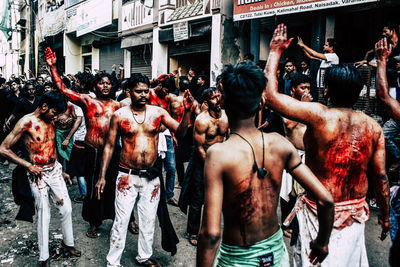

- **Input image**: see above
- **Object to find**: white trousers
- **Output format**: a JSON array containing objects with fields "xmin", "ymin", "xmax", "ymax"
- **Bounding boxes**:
[
  {"xmin": 106, "ymin": 171, "xmax": 161, "ymax": 267},
  {"xmin": 29, "ymin": 161, "xmax": 74, "ymax": 262},
  {"xmin": 294, "ymin": 204, "xmax": 368, "ymax": 267}
]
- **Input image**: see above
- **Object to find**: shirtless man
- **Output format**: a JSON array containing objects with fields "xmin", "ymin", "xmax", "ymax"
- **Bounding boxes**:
[
  {"xmin": 264, "ymin": 24, "xmax": 390, "ymax": 266},
  {"xmin": 181, "ymin": 87, "xmax": 229, "ymax": 246},
  {"xmin": 280, "ymin": 74, "xmax": 312, "ymax": 238},
  {"xmin": 95, "ymin": 73, "xmax": 193, "ymax": 267},
  {"xmin": 45, "ymin": 47, "xmax": 123, "ymax": 238},
  {"xmin": 197, "ymin": 62, "xmax": 334, "ymax": 267},
  {"xmin": 0, "ymin": 92, "xmax": 81, "ymax": 266}
]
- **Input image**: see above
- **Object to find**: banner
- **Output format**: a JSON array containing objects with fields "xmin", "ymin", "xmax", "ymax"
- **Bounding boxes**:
[
  {"xmin": 233, "ymin": 0, "xmax": 379, "ymax": 21},
  {"xmin": 76, "ymin": 0, "xmax": 112, "ymax": 37}
]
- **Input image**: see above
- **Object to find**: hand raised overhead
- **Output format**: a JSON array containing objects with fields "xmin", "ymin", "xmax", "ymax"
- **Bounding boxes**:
[
  {"xmin": 45, "ymin": 47, "xmax": 57, "ymax": 66},
  {"xmin": 269, "ymin": 23, "xmax": 294, "ymax": 54},
  {"xmin": 375, "ymin": 37, "xmax": 393, "ymax": 61}
]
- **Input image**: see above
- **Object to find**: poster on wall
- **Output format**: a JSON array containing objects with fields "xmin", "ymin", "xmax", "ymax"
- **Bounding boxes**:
[
  {"xmin": 76, "ymin": 0, "xmax": 112, "ymax": 37},
  {"xmin": 233, "ymin": 0, "xmax": 379, "ymax": 21}
]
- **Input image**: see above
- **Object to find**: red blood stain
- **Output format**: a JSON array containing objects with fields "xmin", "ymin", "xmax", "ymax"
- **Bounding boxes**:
[
  {"xmin": 150, "ymin": 184, "xmax": 160, "ymax": 202},
  {"xmin": 26, "ymin": 121, "xmax": 32, "ymax": 129},
  {"xmin": 120, "ymin": 119, "xmax": 131, "ymax": 133},
  {"xmin": 117, "ymin": 176, "xmax": 130, "ymax": 193},
  {"xmin": 152, "ymin": 115, "xmax": 162, "ymax": 129},
  {"xmin": 325, "ymin": 133, "xmax": 370, "ymax": 197},
  {"xmin": 149, "ymin": 91, "xmax": 170, "ymax": 111},
  {"xmin": 175, "ymin": 106, "xmax": 184, "ymax": 123},
  {"xmin": 235, "ymin": 175, "xmax": 258, "ymax": 246},
  {"xmin": 35, "ymin": 125, "xmax": 40, "ymax": 131}
]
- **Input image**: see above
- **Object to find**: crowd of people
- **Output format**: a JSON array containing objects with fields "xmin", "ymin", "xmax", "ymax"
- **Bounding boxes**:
[{"xmin": 0, "ymin": 22, "xmax": 399, "ymax": 267}]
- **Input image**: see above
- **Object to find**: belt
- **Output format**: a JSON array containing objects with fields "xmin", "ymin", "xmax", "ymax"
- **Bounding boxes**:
[{"xmin": 118, "ymin": 165, "xmax": 150, "ymax": 178}]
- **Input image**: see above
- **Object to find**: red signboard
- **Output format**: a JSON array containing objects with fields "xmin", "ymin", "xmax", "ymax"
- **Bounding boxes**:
[{"xmin": 233, "ymin": 0, "xmax": 379, "ymax": 21}]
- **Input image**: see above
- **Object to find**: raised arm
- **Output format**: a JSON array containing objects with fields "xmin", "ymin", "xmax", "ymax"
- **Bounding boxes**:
[
  {"xmin": 368, "ymin": 129, "xmax": 390, "ymax": 240},
  {"xmin": 0, "ymin": 117, "xmax": 41, "ymax": 176},
  {"xmin": 375, "ymin": 38, "xmax": 400, "ymax": 124},
  {"xmin": 298, "ymin": 37, "xmax": 327, "ymax": 60},
  {"xmin": 96, "ymin": 113, "xmax": 119, "ymax": 199},
  {"xmin": 264, "ymin": 24, "xmax": 326, "ymax": 126},
  {"xmin": 45, "ymin": 48, "xmax": 87, "ymax": 107},
  {"xmin": 284, "ymin": 140, "xmax": 334, "ymax": 264},
  {"xmin": 162, "ymin": 89, "xmax": 193, "ymax": 136},
  {"xmin": 197, "ymin": 145, "xmax": 223, "ymax": 267}
]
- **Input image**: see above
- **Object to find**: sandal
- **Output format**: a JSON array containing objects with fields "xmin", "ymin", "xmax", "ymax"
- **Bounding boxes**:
[
  {"xmin": 128, "ymin": 221, "xmax": 139, "ymax": 235},
  {"xmin": 61, "ymin": 241, "xmax": 82, "ymax": 257},
  {"xmin": 188, "ymin": 234, "xmax": 198, "ymax": 246},
  {"xmin": 136, "ymin": 258, "xmax": 162, "ymax": 267},
  {"xmin": 86, "ymin": 228, "xmax": 100, "ymax": 238}
]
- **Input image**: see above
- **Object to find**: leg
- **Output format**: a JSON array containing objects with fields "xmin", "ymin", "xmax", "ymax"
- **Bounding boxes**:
[
  {"xmin": 106, "ymin": 172, "xmax": 137, "ymax": 267},
  {"xmin": 164, "ymin": 135, "xmax": 177, "ymax": 202},
  {"xmin": 77, "ymin": 176, "xmax": 87, "ymax": 197},
  {"xmin": 29, "ymin": 176, "xmax": 51, "ymax": 262},
  {"xmin": 186, "ymin": 160, "xmax": 204, "ymax": 238},
  {"xmin": 136, "ymin": 177, "xmax": 161, "ymax": 263},
  {"xmin": 176, "ymin": 162, "xmax": 185, "ymax": 187}
]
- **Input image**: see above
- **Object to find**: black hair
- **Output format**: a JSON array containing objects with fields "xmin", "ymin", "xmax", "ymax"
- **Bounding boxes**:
[
  {"xmin": 44, "ymin": 82, "xmax": 54, "ymax": 88},
  {"xmin": 62, "ymin": 76, "xmax": 71, "ymax": 89},
  {"xmin": 8, "ymin": 78, "xmax": 20, "ymax": 86},
  {"xmin": 179, "ymin": 76, "xmax": 190, "ymax": 91},
  {"xmin": 201, "ymin": 87, "xmax": 218, "ymax": 103},
  {"xmin": 189, "ymin": 66, "xmax": 198, "ymax": 75},
  {"xmin": 221, "ymin": 61, "xmax": 267, "ymax": 119},
  {"xmin": 0, "ymin": 77, "xmax": 6, "ymax": 86},
  {"xmin": 383, "ymin": 22, "xmax": 398, "ymax": 32},
  {"xmin": 325, "ymin": 64, "xmax": 362, "ymax": 107},
  {"xmin": 285, "ymin": 59, "xmax": 295, "ymax": 65},
  {"xmin": 92, "ymin": 72, "xmax": 113, "ymax": 89},
  {"xmin": 198, "ymin": 75, "xmax": 209, "ymax": 87},
  {"xmin": 39, "ymin": 91, "xmax": 67, "ymax": 114},
  {"xmin": 160, "ymin": 75, "xmax": 177, "ymax": 94},
  {"xmin": 127, "ymin": 73, "xmax": 150, "ymax": 90},
  {"xmin": 244, "ymin": 53, "xmax": 255, "ymax": 61},
  {"xmin": 291, "ymin": 73, "xmax": 311, "ymax": 89},
  {"xmin": 75, "ymin": 71, "xmax": 94, "ymax": 93},
  {"xmin": 326, "ymin": 38, "xmax": 336, "ymax": 50}
]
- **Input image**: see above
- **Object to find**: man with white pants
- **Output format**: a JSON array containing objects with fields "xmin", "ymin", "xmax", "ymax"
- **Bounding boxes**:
[
  {"xmin": 96, "ymin": 73, "xmax": 193, "ymax": 267},
  {"xmin": 0, "ymin": 91, "xmax": 81, "ymax": 267}
]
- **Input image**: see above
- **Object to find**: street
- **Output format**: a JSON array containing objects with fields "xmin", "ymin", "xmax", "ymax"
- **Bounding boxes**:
[{"xmin": 0, "ymin": 162, "xmax": 392, "ymax": 267}]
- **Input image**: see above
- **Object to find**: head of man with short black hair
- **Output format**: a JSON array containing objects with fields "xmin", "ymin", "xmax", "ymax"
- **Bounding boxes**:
[{"xmin": 291, "ymin": 73, "xmax": 311, "ymax": 100}]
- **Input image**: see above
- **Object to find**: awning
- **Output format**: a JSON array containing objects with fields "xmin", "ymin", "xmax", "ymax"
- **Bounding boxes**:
[{"xmin": 121, "ymin": 32, "xmax": 153, "ymax": 49}]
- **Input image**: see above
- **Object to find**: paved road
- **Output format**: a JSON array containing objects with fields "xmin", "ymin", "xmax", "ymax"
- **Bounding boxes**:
[{"xmin": 0, "ymin": 162, "xmax": 392, "ymax": 266}]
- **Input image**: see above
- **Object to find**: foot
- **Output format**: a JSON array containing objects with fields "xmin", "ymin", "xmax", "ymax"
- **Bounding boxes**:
[
  {"xmin": 167, "ymin": 198, "xmax": 179, "ymax": 207},
  {"xmin": 61, "ymin": 241, "xmax": 81, "ymax": 257},
  {"xmin": 128, "ymin": 221, "xmax": 139, "ymax": 235},
  {"xmin": 86, "ymin": 226, "xmax": 100, "ymax": 238},
  {"xmin": 174, "ymin": 184, "xmax": 182, "ymax": 189},
  {"xmin": 74, "ymin": 196, "xmax": 85, "ymax": 203},
  {"xmin": 185, "ymin": 233, "xmax": 198, "ymax": 246},
  {"xmin": 40, "ymin": 259, "xmax": 50, "ymax": 267},
  {"xmin": 136, "ymin": 258, "xmax": 162, "ymax": 267}
]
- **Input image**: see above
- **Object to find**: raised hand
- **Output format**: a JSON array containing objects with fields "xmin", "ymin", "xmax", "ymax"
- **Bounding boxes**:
[
  {"xmin": 297, "ymin": 36, "xmax": 304, "ymax": 48},
  {"xmin": 45, "ymin": 47, "xmax": 57, "ymax": 66},
  {"xmin": 375, "ymin": 37, "xmax": 393, "ymax": 62},
  {"xmin": 309, "ymin": 239, "xmax": 329, "ymax": 265},
  {"xmin": 183, "ymin": 89, "xmax": 194, "ymax": 111},
  {"xmin": 270, "ymin": 23, "xmax": 294, "ymax": 54}
]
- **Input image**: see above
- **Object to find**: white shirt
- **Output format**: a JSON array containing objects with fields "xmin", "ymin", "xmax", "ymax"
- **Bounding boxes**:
[
  {"xmin": 317, "ymin": 52, "xmax": 339, "ymax": 88},
  {"xmin": 72, "ymin": 104, "xmax": 86, "ymax": 142}
]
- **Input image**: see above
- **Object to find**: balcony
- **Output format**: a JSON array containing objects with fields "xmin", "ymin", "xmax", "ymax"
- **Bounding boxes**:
[{"xmin": 37, "ymin": 5, "xmax": 65, "ymax": 41}]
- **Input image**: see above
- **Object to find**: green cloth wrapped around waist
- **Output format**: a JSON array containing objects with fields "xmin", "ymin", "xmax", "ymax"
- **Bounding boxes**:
[
  {"xmin": 56, "ymin": 128, "xmax": 74, "ymax": 161},
  {"xmin": 215, "ymin": 228, "xmax": 289, "ymax": 267}
]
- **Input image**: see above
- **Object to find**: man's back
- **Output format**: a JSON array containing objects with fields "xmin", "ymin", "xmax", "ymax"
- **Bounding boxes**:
[
  {"xmin": 210, "ymin": 132, "xmax": 296, "ymax": 246},
  {"xmin": 303, "ymin": 108, "xmax": 382, "ymax": 202}
]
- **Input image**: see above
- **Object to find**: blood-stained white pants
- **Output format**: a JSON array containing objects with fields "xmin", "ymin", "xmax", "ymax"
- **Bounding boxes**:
[
  {"xmin": 106, "ymin": 171, "xmax": 160, "ymax": 267},
  {"xmin": 29, "ymin": 161, "xmax": 74, "ymax": 262}
]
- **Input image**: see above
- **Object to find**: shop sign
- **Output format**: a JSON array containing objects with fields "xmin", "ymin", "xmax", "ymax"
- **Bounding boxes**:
[
  {"xmin": 233, "ymin": 0, "xmax": 379, "ymax": 21},
  {"xmin": 173, "ymin": 21, "xmax": 189, "ymax": 42},
  {"xmin": 76, "ymin": 0, "xmax": 112, "ymax": 37}
]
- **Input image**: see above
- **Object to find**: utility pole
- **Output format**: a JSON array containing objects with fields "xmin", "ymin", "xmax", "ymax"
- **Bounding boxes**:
[{"xmin": 29, "ymin": 0, "xmax": 35, "ymax": 77}]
